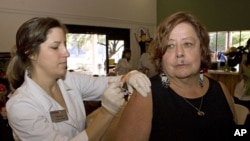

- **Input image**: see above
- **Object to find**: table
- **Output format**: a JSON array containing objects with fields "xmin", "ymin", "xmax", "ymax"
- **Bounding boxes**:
[{"xmin": 206, "ymin": 70, "xmax": 241, "ymax": 96}]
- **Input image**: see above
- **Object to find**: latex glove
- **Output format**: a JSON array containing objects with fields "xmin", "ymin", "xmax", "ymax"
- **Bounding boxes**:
[
  {"xmin": 124, "ymin": 70, "xmax": 151, "ymax": 97},
  {"xmin": 102, "ymin": 82, "xmax": 125, "ymax": 115}
]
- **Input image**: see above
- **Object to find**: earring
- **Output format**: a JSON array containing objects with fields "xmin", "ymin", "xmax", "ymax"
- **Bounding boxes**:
[
  {"xmin": 199, "ymin": 70, "xmax": 203, "ymax": 87},
  {"xmin": 161, "ymin": 73, "xmax": 170, "ymax": 88},
  {"xmin": 27, "ymin": 66, "xmax": 32, "ymax": 78}
]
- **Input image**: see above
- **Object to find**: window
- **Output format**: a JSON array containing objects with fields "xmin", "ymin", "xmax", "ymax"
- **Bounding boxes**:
[
  {"xmin": 107, "ymin": 40, "xmax": 125, "ymax": 74},
  {"xmin": 66, "ymin": 33, "xmax": 107, "ymax": 75},
  {"xmin": 65, "ymin": 24, "xmax": 130, "ymax": 75},
  {"xmin": 209, "ymin": 30, "xmax": 250, "ymax": 62}
]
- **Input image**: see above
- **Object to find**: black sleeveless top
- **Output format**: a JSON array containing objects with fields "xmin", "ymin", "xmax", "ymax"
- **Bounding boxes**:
[{"xmin": 149, "ymin": 75, "xmax": 235, "ymax": 141}]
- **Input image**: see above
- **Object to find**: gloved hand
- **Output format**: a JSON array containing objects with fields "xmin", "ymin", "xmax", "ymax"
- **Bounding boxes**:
[
  {"xmin": 123, "ymin": 70, "xmax": 151, "ymax": 97},
  {"xmin": 101, "ymin": 82, "xmax": 125, "ymax": 115}
]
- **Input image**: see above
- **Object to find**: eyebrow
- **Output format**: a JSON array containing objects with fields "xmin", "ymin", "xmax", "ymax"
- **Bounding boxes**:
[
  {"xmin": 49, "ymin": 41, "xmax": 61, "ymax": 45},
  {"xmin": 182, "ymin": 37, "xmax": 195, "ymax": 40}
]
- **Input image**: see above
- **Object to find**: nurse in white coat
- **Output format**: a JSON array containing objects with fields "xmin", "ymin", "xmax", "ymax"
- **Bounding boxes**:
[
  {"xmin": 115, "ymin": 49, "xmax": 133, "ymax": 75},
  {"xmin": 6, "ymin": 17, "xmax": 151, "ymax": 141}
]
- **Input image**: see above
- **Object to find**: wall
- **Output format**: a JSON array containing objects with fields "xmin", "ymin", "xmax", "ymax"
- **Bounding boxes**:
[
  {"xmin": 157, "ymin": 0, "xmax": 250, "ymax": 31},
  {"xmin": 0, "ymin": 0, "xmax": 156, "ymax": 69}
]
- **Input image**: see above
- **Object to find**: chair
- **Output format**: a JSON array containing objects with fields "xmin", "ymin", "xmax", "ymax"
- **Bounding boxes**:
[{"xmin": 234, "ymin": 103, "xmax": 249, "ymax": 125}]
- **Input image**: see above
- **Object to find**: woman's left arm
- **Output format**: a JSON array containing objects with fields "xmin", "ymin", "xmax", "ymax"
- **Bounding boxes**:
[{"xmin": 115, "ymin": 91, "xmax": 153, "ymax": 141}]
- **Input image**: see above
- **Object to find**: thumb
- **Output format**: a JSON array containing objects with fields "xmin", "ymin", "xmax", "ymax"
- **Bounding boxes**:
[{"xmin": 127, "ymin": 84, "xmax": 133, "ymax": 94}]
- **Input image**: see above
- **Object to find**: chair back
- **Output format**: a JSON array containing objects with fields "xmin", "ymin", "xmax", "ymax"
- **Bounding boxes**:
[{"xmin": 234, "ymin": 103, "xmax": 249, "ymax": 125}]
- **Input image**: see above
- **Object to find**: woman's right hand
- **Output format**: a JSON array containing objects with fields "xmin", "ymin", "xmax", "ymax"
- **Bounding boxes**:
[{"xmin": 101, "ymin": 82, "xmax": 125, "ymax": 115}]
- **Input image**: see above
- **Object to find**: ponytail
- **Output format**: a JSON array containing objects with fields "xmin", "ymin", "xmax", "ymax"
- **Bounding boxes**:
[{"xmin": 6, "ymin": 55, "xmax": 27, "ymax": 90}]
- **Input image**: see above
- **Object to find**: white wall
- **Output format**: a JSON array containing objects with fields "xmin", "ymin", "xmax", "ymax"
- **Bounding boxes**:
[{"xmin": 0, "ymin": 0, "xmax": 156, "ymax": 69}]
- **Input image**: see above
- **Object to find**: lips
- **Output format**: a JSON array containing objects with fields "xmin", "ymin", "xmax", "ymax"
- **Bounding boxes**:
[
  {"xmin": 176, "ymin": 64, "xmax": 185, "ymax": 68},
  {"xmin": 60, "ymin": 62, "xmax": 67, "ymax": 68}
]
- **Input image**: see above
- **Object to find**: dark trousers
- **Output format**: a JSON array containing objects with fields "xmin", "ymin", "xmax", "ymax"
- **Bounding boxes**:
[{"xmin": 0, "ymin": 116, "xmax": 14, "ymax": 141}]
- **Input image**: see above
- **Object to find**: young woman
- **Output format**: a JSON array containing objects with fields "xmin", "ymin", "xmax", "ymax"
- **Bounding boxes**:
[{"xmin": 6, "ymin": 17, "xmax": 150, "ymax": 141}]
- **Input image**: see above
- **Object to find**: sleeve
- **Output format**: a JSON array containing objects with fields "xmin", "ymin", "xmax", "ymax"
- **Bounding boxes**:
[
  {"xmin": 115, "ymin": 59, "xmax": 122, "ymax": 71},
  {"xmin": 115, "ymin": 59, "xmax": 126, "ymax": 74},
  {"xmin": 6, "ymin": 98, "xmax": 88, "ymax": 141},
  {"xmin": 138, "ymin": 56, "xmax": 143, "ymax": 70},
  {"xmin": 116, "ymin": 59, "xmax": 132, "ymax": 75},
  {"xmin": 138, "ymin": 54, "xmax": 147, "ymax": 70},
  {"xmin": 65, "ymin": 71, "xmax": 122, "ymax": 101}
]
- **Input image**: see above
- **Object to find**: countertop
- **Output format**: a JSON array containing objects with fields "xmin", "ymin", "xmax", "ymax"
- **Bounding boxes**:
[{"xmin": 207, "ymin": 70, "xmax": 240, "ymax": 75}]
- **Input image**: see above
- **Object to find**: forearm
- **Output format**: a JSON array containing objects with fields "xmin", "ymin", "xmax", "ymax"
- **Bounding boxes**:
[{"xmin": 85, "ymin": 107, "xmax": 114, "ymax": 141}]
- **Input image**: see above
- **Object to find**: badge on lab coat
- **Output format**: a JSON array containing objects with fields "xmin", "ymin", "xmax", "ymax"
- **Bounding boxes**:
[{"xmin": 50, "ymin": 110, "xmax": 68, "ymax": 122}]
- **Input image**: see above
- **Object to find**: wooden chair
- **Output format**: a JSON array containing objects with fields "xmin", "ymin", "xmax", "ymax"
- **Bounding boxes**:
[{"xmin": 234, "ymin": 103, "xmax": 249, "ymax": 125}]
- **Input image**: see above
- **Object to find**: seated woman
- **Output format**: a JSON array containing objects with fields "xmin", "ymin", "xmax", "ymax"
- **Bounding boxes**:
[
  {"xmin": 234, "ymin": 38, "xmax": 250, "ymax": 110},
  {"xmin": 115, "ymin": 11, "xmax": 236, "ymax": 141},
  {"xmin": 234, "ymin": 71, "xmax": 250, "ymax": 110},
  {"xmin": 115, "ymin": 49, "xmax": 132, "ymax": 75}
]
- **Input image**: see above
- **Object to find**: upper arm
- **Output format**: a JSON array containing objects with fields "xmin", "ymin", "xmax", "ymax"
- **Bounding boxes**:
[{"xmin": 115, "ymin": 91, "xmax": 153, "ymax": 141}]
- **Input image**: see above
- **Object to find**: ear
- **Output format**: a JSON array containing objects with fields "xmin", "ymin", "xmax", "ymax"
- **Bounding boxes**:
[{"xmin": 29, "ymin": 54, "xmax": 37, "ymax": 61}]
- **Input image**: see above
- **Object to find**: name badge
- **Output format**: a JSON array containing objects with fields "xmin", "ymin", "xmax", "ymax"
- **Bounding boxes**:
[{"xmin": 50, "ymin": 110, "xmax": 68, "ymax": 123}]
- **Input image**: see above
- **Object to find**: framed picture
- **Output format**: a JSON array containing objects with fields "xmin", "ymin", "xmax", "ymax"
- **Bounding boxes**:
[{"xmin": 0, "ymin": 52, "xmax": 11, "ymax": 78}]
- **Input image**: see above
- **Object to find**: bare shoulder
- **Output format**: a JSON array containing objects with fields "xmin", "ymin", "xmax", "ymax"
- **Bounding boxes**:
[{"xmin": 218, "ymin": 81, "xmax": 237, "ymax": 121}]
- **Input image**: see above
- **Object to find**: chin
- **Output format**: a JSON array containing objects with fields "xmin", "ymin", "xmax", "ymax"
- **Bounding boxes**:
[
  {"xmin": 57, "ymin": 72, "xmax": 66, "ymax": 80},
  {"xmin": 59, "ymin": 69, "xmax": 67, "ymax": 75}
]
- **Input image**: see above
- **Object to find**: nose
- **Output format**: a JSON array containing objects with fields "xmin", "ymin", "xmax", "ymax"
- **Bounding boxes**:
[
  {"xmin": 62, "ymin": 45, "xmax": 70, "ymax": 57},
  {"xmin": 176, "ymin": 54, "xmax": 184, "ymax": 58},
  {"xmin": 176, "ymin": 44, "xmax": 184, "ymax": 58},
  {"xmin": 65, "ymin": 49, "xmax": 70, "ymax": 57}
]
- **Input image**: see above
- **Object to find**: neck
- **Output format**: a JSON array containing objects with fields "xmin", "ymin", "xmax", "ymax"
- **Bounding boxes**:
[{"xmin": 169, "ymin": 76, "xmax": 207, "ymax": 98}]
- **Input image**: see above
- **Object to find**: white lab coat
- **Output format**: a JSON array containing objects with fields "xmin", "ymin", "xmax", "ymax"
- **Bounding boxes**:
[
  {"xmin": 6, "ymin": 71, "xmax": 121, "ymax": 141},
  {"xmin": 115, "ymin": 58, "xmax": 132, "ymax": 75},
  {"xmin": 138, "ymin": 53, "xmax": 158, "ymax": 78}
]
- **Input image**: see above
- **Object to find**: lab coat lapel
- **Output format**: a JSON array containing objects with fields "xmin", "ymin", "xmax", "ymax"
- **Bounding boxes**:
[
  {"xmin": 23, "ymin": 75, "xmax": 54, "ymax": 112},
  {"xmin": 57, "ymin": 80, "xmax": 81, "ymax": 129},
  {"xmin": 24, "ymin": 74, "xmax": 79, "ymax": 129}
]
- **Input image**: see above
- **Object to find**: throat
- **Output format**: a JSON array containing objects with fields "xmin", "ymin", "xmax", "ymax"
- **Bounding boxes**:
[
  {"xmin": 49, "ymin": 86, "xmax": 68, "ymax": 111},
  {"xmin": 174, "ymin": 87, "xmax": 204, "ymax": 99}
]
